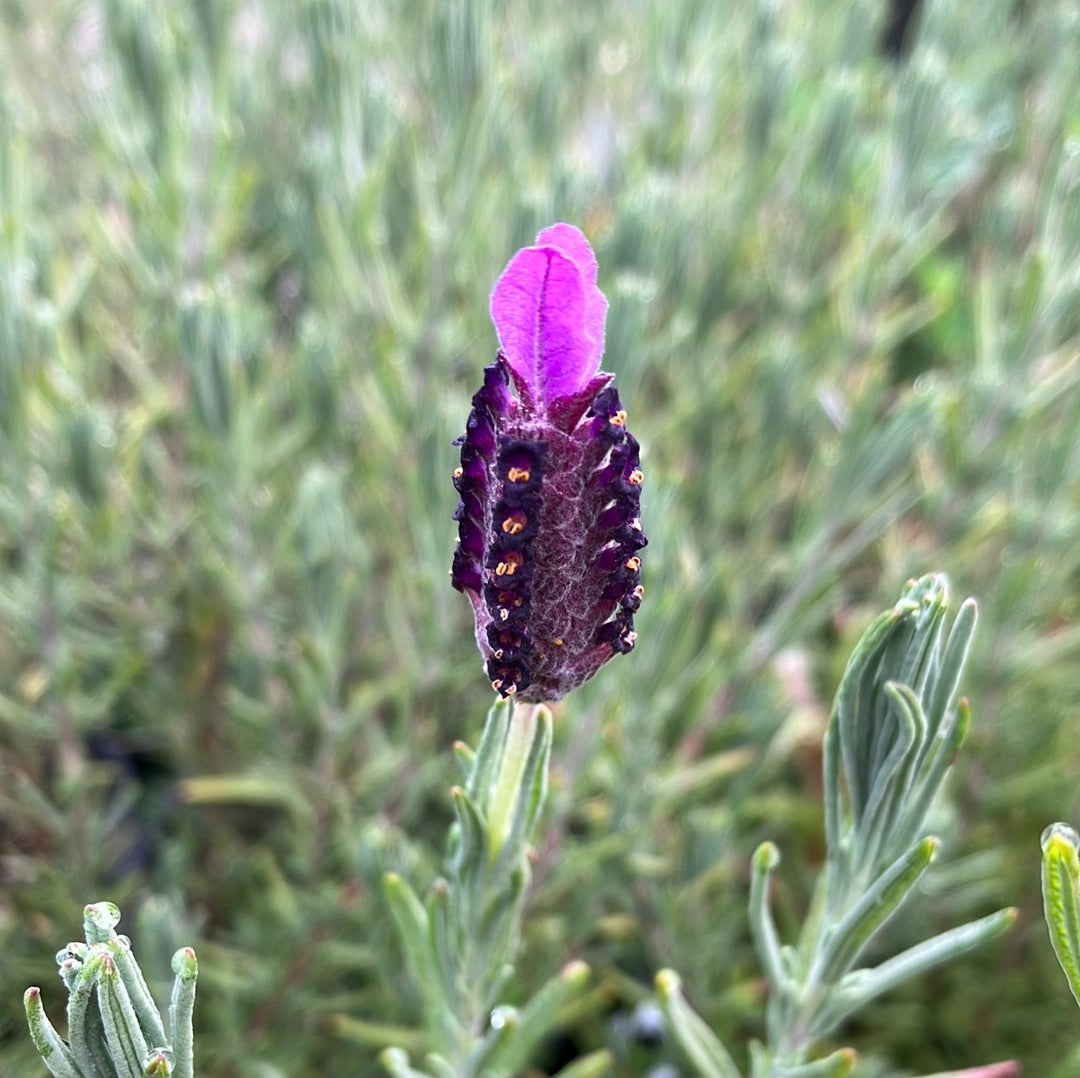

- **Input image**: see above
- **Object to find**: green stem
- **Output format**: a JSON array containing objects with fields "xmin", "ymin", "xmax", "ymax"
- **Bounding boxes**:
[{"xmin": 486, "ymin": 700, "xmax": 539, "ymax": 861}]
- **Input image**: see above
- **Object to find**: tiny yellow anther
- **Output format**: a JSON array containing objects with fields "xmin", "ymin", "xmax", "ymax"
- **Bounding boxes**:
[
  {"xmin": 495, "ymin": 552, "xmax": 523, "ymax": 577},
  {"xmin": 501, "ymin": 510, "xmax": 528, "ymax": 535}
]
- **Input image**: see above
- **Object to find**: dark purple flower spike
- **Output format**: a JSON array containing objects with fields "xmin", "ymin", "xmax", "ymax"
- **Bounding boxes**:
[{"xmin": 452, "ymin": 224, "xmax": 646, "ymax": 702}]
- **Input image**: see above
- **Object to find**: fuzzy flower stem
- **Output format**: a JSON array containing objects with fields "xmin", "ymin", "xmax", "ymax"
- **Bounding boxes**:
[{"xmin": 487, "ymin": 700, "xmax": 540, "ymax": 861}]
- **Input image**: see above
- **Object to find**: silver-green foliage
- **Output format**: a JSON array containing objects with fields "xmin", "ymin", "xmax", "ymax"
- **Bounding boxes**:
[
  {"xmin": 381, "ymin": 700, "xmax": 610, "ymax": 1078},
  {"xmin": 24, "ymin": 902, "xmax": 197, "ymax": 1078},
  {"xmin": 659, "ymin": 575, "xmax": 1015, "ymax": 1075}
]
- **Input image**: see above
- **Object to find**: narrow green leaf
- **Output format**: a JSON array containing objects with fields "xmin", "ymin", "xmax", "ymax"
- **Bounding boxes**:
[
  {"xmin": 519, "ymin": 706, "xmax": 552, "ymax": 838},
  {"xmin": 893, "ymin": 697, "xmax": 971, "ymax": 855},
  {"xmin": 425, "ymin": 879, "xmax": 465, "ymax": 1044},
  {"xmin": 379, "ymin": 1047, "xmax": 437, "ymax": 1078},
  {"xmin": 466, "ymin": 699, "xmax": 512, "ymax": 806},
  {"xmin": 430, "ymin": 871, "xmax": 513, "ymax": 1056},
  {"xmin": 449, "ymin": 785, "xmax": 489, "ymax": 890},
  {"xmin": 822, "ymin": 709, "xmax": 843, "ymax": 863},
  {"xmin": 923, "ymin": 597, "xmax": 977, "ymax": 744},
  {"xmin": 834, "ymin": 604, "xmax": 899, "ymax": 822},
  {"xmin": 1042, "ymin": 823, "xmax": 1080, "ymax": 1007},
  {"xmin": 855, "ymin": 680, "xmax": 922, "ymax": 872},
  {"xmin": 776, "ymin": 1047, "xmax": 857, "ymax": 1077},
  {"xmin": 327, "ymin": 1014, "xmax": 426, "ymax": 1054},
  {"xmin": 113, "ymin": 936, "xmax": 167, "ymax": 1051},
  {"xmin": 80, "ymin": 976, "xmax": 116, "ymax": 1078},
  {"xmin": 483, "ymin": 961, "xmax": 591, "ymax": 1074},
  {"xmin": 98, "ymin": 953, "xmax": 151, "ymax": 1077},
  {"xmin": 814, "ymin": 907, "xmax": 1016, "ymax": 1035},
  {"xmin": 918, "ymin": 1060, "xmax": 1020, "ymax": 1077},
  {"xmin": 64, "ymin": 960, "xmax": 102, "ymax": 1074},
  {"xmin": 429, "ymin": 877, "xmax": 457, "ymax": 963},
  {"xmin": 895, "ymin": 580, "xmax": 947, "ymax": 701},
  {"xmin": 453, "ymin": 740, "xmax": 476, "ymax": 779},
  {"xmin": 550, "ymin": 1049, "xmax": 616, "ymax": 1078},
  {"xmin": 464, "ymin": 1005, "xmax": 517, "ymax": 1076},
  {"xmin": 24, "ymin": 988, "xmax": 85, "ymax": 1078},
  {"xmin": 168, "ymin": 948, "xmax": 198, "ymax": 1078},
  {"xmin": 469, "ymin": 866, "xmax": 528, "ymax": 1007},
  {"xmin": 816, "ymin": 837, "xmax": 937, "ymax": 985},
  {"xmin": 749, "ymin": 843, "xmax": 788, "ymax": 993},
  {"xmin": 655, "ymin": 969, "xmax": 742, "ymax": 1078},
  {"xmin": 420, "ymin": 1053, "xmax": 459, "ymax": 1078},
  {"xmin": 655, "ymin": 747, "xmax": 756, "ymax": 804},
  {"xmin": 383, "ymin": 874, "xmax": 438, "ymax": 1010}
]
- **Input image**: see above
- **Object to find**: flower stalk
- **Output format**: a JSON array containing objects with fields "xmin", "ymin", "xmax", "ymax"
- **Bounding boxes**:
[
  {"xmin": 383, "ymin": 699, "xmax": 595, "ymax": 1078},
  {"xmin": 485, "ymin": 701, "xmax": 541, "ymax": 860}
]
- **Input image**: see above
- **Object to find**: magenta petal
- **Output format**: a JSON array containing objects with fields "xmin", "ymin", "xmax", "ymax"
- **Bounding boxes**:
[
  {"xmin": 490, "ymin": 225, "xmax": 608, "ymax": 409},
  {"xmin": 536, "ymin": 224, "xmax": 607, "ymax": 376},
  {"xmin": 536, "ymin": 223, "xmax": 598, "ymax": 284}
]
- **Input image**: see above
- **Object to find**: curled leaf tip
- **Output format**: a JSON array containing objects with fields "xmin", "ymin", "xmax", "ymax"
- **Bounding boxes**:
[
  {"xmin": 560, "ymin": 959, "xmax": 590, "ymax": 983},
  {"xmin": 753, "ymin": 841, "xmax": 781, "ymax": 871},
  {"xmin": 83, "ymin": 900, "xmax": 122, "ymax": 942},
  {"xmin": 1042, "ymin": 822, "xmax": 1080, "ymax": 855},
  {"xmin": 171, "ymin": 947, "xmax": 198, "ymax": 979}
]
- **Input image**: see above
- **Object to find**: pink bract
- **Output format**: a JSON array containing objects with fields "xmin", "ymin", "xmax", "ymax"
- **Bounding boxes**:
[{"xmin": 489, "ymin": 224, "xmax": 608, "ymax": 409}]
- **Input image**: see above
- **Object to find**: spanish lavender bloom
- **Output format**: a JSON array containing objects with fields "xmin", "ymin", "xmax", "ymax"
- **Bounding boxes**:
[{"xmin": 451, "ymin": 224, "xmax": 646, "ymax": 702}]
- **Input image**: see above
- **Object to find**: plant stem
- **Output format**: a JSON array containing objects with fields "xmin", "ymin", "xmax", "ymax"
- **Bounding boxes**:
[{"xmin": 486, "ymin": 700, "xmax": 540, "ymax": 861}]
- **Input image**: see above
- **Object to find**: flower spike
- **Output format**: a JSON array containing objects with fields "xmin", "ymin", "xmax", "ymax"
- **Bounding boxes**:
[{"xmin": 452, "ymin": 224, "xmax": 646, "ymax": 702}]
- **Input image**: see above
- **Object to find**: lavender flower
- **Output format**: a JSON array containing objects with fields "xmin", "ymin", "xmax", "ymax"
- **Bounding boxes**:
[{"xmin": 451, "ymin": 224, "xmax": 646, "ymax": 702}]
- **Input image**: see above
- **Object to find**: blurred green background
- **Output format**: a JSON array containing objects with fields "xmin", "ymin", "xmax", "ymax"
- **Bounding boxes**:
[{"xmin": 1, "ymin": 0, "xmax": 1079, "ymax": 1074}]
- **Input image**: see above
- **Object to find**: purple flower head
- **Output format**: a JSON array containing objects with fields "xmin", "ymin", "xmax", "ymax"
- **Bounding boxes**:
[{"xmin": 451, "ymin": 224, "xmax": 646, "ymax": 702}]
